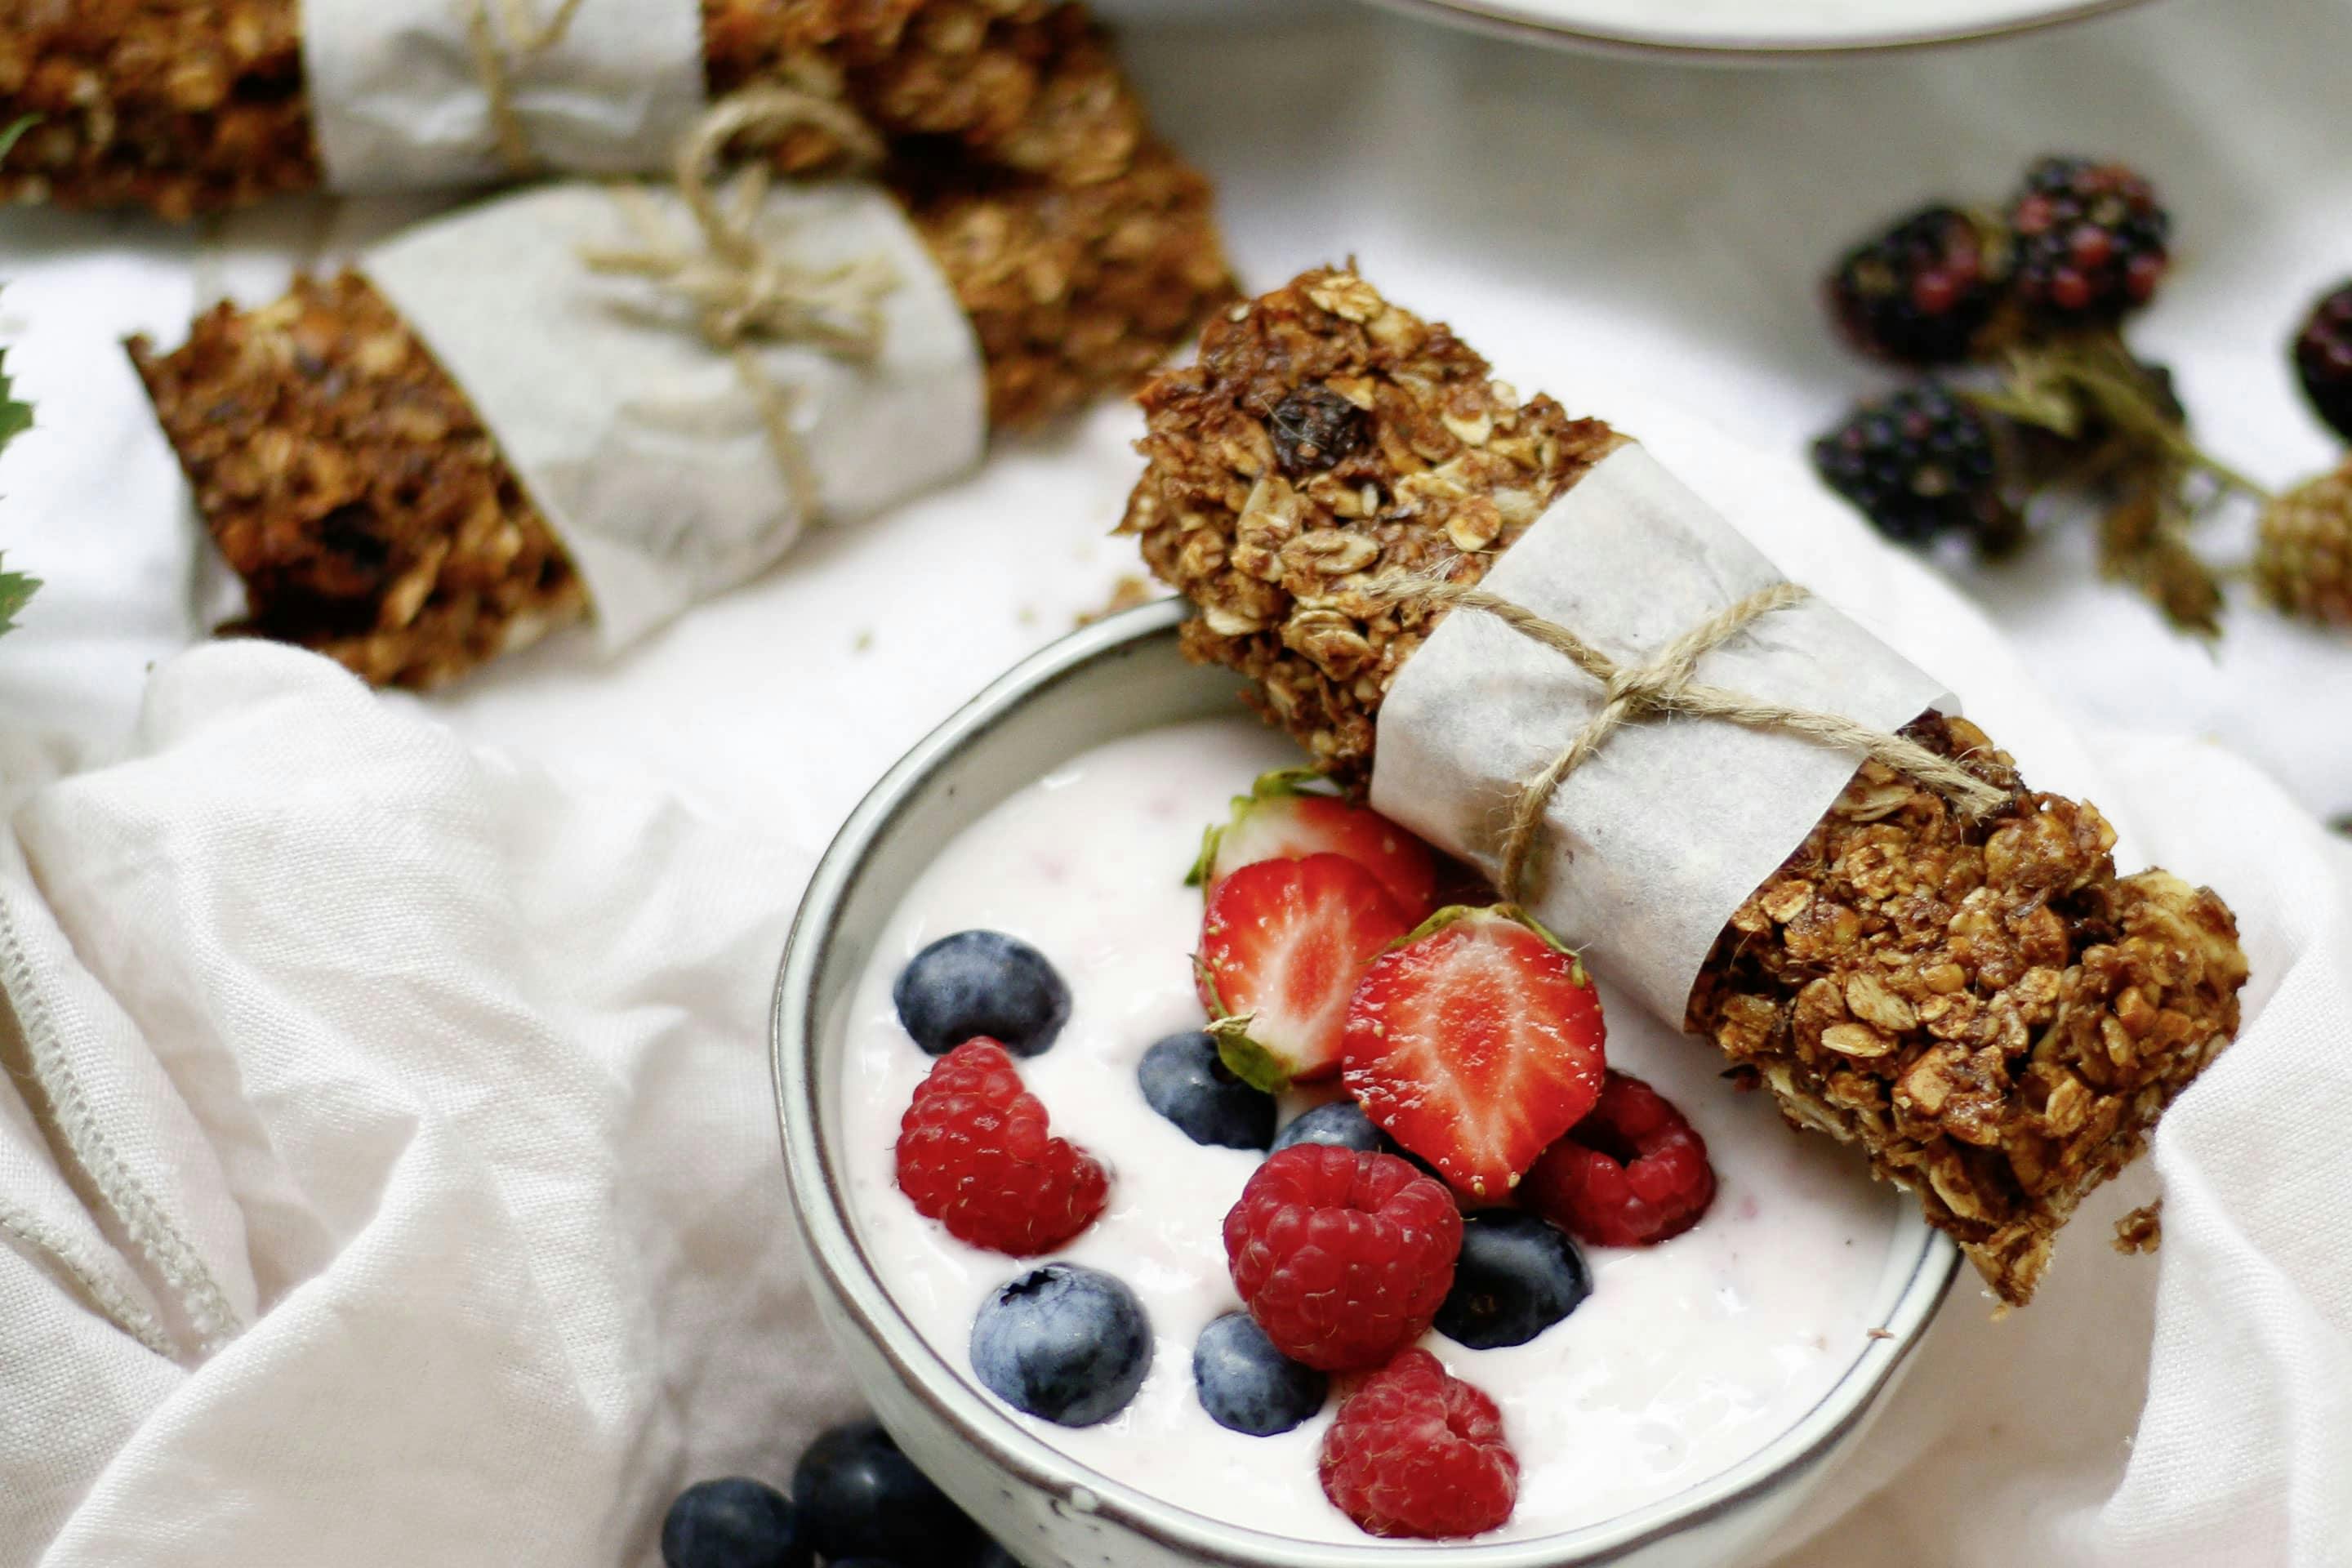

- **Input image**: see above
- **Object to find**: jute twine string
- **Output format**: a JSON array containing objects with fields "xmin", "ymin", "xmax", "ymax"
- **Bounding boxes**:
[
  {"xmin": 1362, "ymin": 574, "xmax": 2011, "ymax": 901},
  {"xmin": 466, "ymin": 0, "xmax": 590, "ymax": 176},
  {"xmin": 578, "ymin": 82, "xmax": 902, "ymax": 516}
]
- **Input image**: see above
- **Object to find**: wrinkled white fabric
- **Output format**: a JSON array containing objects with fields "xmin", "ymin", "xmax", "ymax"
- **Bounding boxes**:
[
  {"xmin": 1, "ymin": 647, "xmax": 857, "ymax": 1566},
  {"xmin": 0, "ymin": 1, "xmax": 2349, "ymax": 1564}
]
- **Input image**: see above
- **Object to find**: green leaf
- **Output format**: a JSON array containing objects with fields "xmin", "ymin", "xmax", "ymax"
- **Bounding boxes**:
[
  {"xmin": 0, "ymin": 348, "xmax": 28, "ymax": 455},
  {"xmin": 0, "ymin": 116, "xmax": 34, "ymax": 166},
  {"xmin": 1208, "ymin": 1019, "xmax": 1292, "ymax": 1094},
  {"xmin": 1387, "ymin": 902, "xmax": 1588, "ymax": 983},
  {"xmin": 1185, "ymin": 765, "xmax": 1341, "ymax": 890},
  {"xmin": 0, "ymin": 559, "xmax": 38, "ymax": 636},
  {"xmin": 0, "ymin": 319, "xmax": 40, "ymax": 636},
  {"xmin": 1193, "ymin": 957, "xmax": 1289, "ymax": 1089},
  {"xmin": 1182, "ymin": 819, "xmax": 1217, "ymax": 889}
]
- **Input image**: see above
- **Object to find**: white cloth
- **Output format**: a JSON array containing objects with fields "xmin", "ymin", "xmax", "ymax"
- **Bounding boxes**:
[
  {"xmin": 0, "ymin": 1, "xmax": 2349, "ymax": 1564},
  {"xmin": 0, "ymin": 647, "xmax": 858, "ymax": 1564}
]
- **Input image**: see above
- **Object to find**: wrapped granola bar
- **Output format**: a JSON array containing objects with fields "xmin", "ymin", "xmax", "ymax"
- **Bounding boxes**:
[
  {"xmin": 1118, "ymin": 268, "xmax": 2247, "ymax": 1305},
  {"xmin": 0, "ymin": 1, "xmax": 1147, "ymax": 214},
  {"xmin": 15, "ymin": 0, "xmax": 1227, "ymax": 428},
  {"xmin": 117, "ymin": 0, "xmax": 1231, "ymax": 690},
  {"xmin": 127, "ymin": 134, "xmax": 1228, "ymax": 687}
]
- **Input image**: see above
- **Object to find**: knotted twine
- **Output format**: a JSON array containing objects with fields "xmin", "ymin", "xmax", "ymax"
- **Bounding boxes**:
[
  {"xmin": 1361, "ymin": 573, "xmax": 2011, "ymax": 902},
  {"xmin": 577, "ymin": 82, "xmax": 902, "ymax": 518},
  {"xmin": 465, "ymin": 0, "xmax": 590, "ymax": 176}
]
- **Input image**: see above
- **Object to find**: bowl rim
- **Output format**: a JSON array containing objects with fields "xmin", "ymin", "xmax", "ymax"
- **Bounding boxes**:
[
  {"xmin": 1351, "ymin": 0, "xmax": 2151, "ymax": 62},
  {"xmin": 773, "ymin": 597, "xmax": 1961, "ymax": 1566}
]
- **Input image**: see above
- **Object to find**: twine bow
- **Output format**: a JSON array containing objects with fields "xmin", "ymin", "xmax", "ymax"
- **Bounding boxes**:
[
  {"xmin": 578, "ymin": 82, "xmax": 902, "ymax": 516},
  {"xmin": 465, "ymin": 0, "xmax": 589, "ymax": 176},
  {"xmin": 1363, "ymin": 574, "xmax": 2011, "ymax": 901}
]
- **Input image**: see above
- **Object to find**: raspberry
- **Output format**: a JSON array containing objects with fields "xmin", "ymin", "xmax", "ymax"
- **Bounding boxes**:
[
  {"xmin": 1223, "ymin": 1145, "xmax": 1461, "ymax": 1372},
  {"xmin": 1317, "ymin": 1349, "xmax": 1517, "ymax": 1540},
  {"xmin": 1811, "ymin": 381, "xmax": 2018, "ymax": 551},
  {"xmin": 1521, "ymin": 1071, "xmax": 1715, "ymax": 1249},
  {"xmin": 2007, "ymin": 156, "xmax": 2170, "ymax": 324},
  {"xmin": 1826, "ymin": 204, "xmax": 2011, "ymax": 367},
  {"xmin": 2293, "ymin": 281, "xmax": 2352, "ymax": 443},
  {"xmin": 895, "ymin": 1039, "xmax": 1108, "ymax": 1255}
]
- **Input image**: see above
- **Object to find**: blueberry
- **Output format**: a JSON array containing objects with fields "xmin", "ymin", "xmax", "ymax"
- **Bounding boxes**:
[
  {"xmin": 1268, "ymin": 1102, "xmax": 1448, "ymax": 1182},
  {"xmin": 660, "ymin": 1477, "xmax": 808, "ymax": 1568},
  {"xmin": 1191, "ymin": 1311, "xmax": 1328, "ymax": 1437},
  {"xmin": 1269, "ymin": 1098, "xmax": 1395, "ymax": 1156},
  {"xmin": 791, "ymin": 1419, "xmax": 981, "ymax": 1563},
  {"xmin": 1433, "ymin": 1210, "xmax": 1592, "ymax": 1350},
  {"xmin": 1138, "ymin": 1031, "xmax": 1276, "ymax": 1150},
  {"xmin": 894, "ymin": 930, "xmax": 1071, "ymax": 1058},
  {"xmin": 970, "ymin": 1263, "xmax": 1152, "ymax": 1428}
]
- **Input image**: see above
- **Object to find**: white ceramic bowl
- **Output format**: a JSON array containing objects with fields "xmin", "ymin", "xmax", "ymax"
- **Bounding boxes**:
[
  {"xmin": 773, "ymin": 599, "xmax": 1958, "ymax": 1568},
  {"xmin": 1356, "ymin": 0, "xmax": 2150, "ymax": 60}
]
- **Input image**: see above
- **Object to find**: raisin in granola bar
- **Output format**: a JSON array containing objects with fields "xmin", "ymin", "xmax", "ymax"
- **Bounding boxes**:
[{"xmin": 1118, "ymin": 267, "xmax": 2247, "ymax": 1305}]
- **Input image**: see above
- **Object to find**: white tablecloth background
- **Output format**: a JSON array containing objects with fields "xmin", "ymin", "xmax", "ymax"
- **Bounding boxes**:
[{"xmin": 1, "ymin": 0, "xmax": 2348, "ymax": 1563}]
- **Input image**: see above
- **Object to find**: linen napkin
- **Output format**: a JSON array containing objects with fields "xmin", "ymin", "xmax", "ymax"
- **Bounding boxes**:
[{"xmin": 0, "ymin": 644, "xmax": 856, "ymax": 1566}]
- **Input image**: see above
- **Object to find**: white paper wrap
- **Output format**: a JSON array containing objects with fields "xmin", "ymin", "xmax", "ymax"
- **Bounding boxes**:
[
  {"xmin": 363, "ymin": 180, "xmax": 987, "ymax": 651},
  {"xmin": 301, "ymin": 0, "xmax": 706, "ymax": 191},
  {"xmin": 1370, "ymin": 445, "xmax": 1953, "ymax": 1026}
]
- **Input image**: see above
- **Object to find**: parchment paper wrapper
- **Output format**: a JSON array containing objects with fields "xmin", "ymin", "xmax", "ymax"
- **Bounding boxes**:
[
  {"xmin": 303, "ymin": 0, "xmax": 706, "ymax": 190},
  {"xmin": 363, "ymin": 180, "xmax": 987, "ymax": 649},
  {"xmin": 1370, "ymin": 445, "xmax": 1953, "ymax": 1025}
]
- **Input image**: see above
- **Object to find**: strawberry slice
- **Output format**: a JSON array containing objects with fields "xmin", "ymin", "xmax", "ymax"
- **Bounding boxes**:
[
  {"xmin": 1192, "ymin": 768, "xmax": 1438, "ymax": 919},
  {"xmin": 1343, "ymin": 906, "xmax": 1607, "ymax": 1203},
  {"xmin": 1197, "ymin": 853, "xmax": 1412, "ymax": 1091}
]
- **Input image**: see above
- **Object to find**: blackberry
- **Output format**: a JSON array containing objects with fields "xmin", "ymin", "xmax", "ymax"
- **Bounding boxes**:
[
  {"xmin": 2007, "ymin": 157, "xmax": 2170, "ymax": 323},
  {"xmin": 2256, "ymin": 459, "xmax": 2352, "ymax": 629},
  {"xmin": 1826, "ymin": 205, "xmax": 2011, "ymax": 366},
  {"xmin": 1811, "ymin": 383, "xmax": 2017, "ymax": 550},
  {"xmin": 2292, "ymin": 282, "xmax": 2352, "ymax": 442}
]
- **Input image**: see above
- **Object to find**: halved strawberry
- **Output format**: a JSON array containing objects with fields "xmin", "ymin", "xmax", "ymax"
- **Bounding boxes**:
[
  {"xmin": 1197, "ymin": 853, "xmax": 1412, "ymax": 1091},
  {"xmin": 1343, "ymin": 906, "xmax": 1607, "ymax": 1203},
  {"xmin": 1191, "ymin": 768, "xmax": 1438, "ymax": 919}
]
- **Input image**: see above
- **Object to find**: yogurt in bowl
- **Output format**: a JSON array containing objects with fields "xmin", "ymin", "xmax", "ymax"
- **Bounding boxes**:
[{"xmin": 775, "ymin": 600, "xmax": 1957, "ymax": 1568}]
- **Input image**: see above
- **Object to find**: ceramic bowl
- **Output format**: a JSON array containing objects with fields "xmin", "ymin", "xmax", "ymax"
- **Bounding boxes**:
[
  {"xmin": 773, "ymin": 598, "xmax": 1958, "ymax": 1568},
  {"xmin": 1354, "ymin": 0, "xmax": 2152, "ymax": 61}
]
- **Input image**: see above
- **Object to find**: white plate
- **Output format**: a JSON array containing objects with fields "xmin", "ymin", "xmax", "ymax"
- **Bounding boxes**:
[{"xmin": 1356, "ymin": 0, "xmax": 2153, "ymax": 58}]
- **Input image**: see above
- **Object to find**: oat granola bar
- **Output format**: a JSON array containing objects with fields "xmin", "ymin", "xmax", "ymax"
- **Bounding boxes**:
[
  {"xmin": 127, "ymin": 139, "xmax": 1230, "ymax": 688},
  {"xmin": 0, "ymin": 0, "xmax": 1138, "ymax": 218},
  {"xmin": 13, "ymin": 0, "xmax": 1231, "ymax": 424},
  {"xmin": 1118, "ymin": 268, "xmax": 2247, "ymax": 1305},
  {"xmin": 130, "ymin": 273, "xmax": 586, "ymax": 688}
]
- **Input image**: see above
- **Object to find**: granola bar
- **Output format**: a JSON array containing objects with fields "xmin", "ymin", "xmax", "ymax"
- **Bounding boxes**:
[
  {"xmin": 130, "ymin": 273, "xmax": 586, "ymax": 688},
  {"xmin": 128, "ymin": 136, "xmax": 1230, "ymax": 687},
  {"xmin": 11, "ymin": 0, "xmax": 1231, "ymax": 420},
  {"xmin": 0, "ymin": 1, "xmax": 1138, "ymax": 218},
  {"xmin": 1117, "ymin": 268, "xmax": 2247, "ymax": 1305}
]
